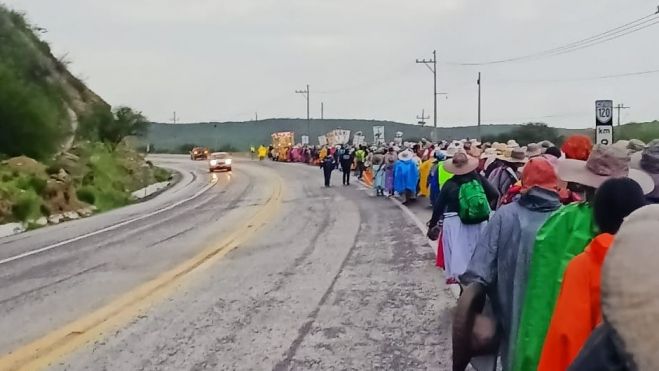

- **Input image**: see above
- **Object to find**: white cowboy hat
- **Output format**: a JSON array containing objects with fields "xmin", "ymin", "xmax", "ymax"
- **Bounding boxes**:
[
  {"xmin": 445, "ymin": 142, "xmax": 463, "ymax": 158},
  {"xmin": 557, "ymin": 144, "xmax": 654, "ymax": 194},
  {"xmin": 506, "ymin": 139, "xmax": 520, "ymax": 148},
  {"xmin": 497, "ymin": 147, "xmax": 528, "ymax": 164},
  {"xmin": 398, "ymin": 149, "xmax": 413, "ymax": 161},
  {"xmin": 526, "ymin": 143, "xmax": 543, "ymax": 158},
  {"xmin": 444, "ymin": 151, "xmax": 479, "ymax": 176},
  {"xmin": 630, "ymin": 139, "xmax": 659, "ymax": 199}
]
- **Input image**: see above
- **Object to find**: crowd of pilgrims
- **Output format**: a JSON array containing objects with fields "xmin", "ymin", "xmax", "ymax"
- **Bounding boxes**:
[{"xmin": 266, "ymin": 136, "xmax": 659, "ymax": 370}]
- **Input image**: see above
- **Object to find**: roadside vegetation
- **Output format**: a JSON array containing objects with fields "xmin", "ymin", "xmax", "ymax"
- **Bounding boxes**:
[
  {"xmin": 483, "ymin": 122, "xmax": 565, "ymax": 146},
  {"xmin": 0, "ymin": 6, "xmax": 170, "ymax": 225}
]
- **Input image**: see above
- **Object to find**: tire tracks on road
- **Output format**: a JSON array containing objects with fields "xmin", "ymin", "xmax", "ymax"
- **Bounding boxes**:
[{"xmin": 0, "ymin": 171, "xmax": 284, "ymax": 371}]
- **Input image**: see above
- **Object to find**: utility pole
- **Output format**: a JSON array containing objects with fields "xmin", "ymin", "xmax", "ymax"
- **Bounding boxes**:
[
  {"xmin": 321, "ymin": 102, "xmax": 324, "ymax": 120},
  {"xmin": 416, "ymin": 50, "xmax": 438, "ymax": 140},
  {"xmin": 477, "ymin": 72, "xmax": 482, "ymax": 141},
  {"xmin": 295, "ymin": 84, "xmax": 310, "ymax": 136},
  {"xmin": 171, "ymin": 111, "xmax": 178, "ymax": 124},
  {"xmin": 255, "ymin": 112, "xmax": 258, "ymax": 121},
  {"xmin": 416, "ymin": 109, "xmax": 430, "ymax": 126},
  {"xmin": 615, "ymin": 103, "xmax": 630, "ymax": 126}
]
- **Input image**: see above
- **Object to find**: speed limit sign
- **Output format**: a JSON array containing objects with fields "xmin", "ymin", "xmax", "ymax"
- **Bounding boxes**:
[{"xmin": 596, "ymin": 100, "xmax": 613, "ymax": 145}]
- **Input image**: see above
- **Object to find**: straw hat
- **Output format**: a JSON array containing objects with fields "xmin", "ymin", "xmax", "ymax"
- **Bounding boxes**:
[
  {"xmin": 506, "ymin": 139, "xmax": 520, "ymax": 148},
  {"xmin": 444, "ymin": 152, "xmax": 479, "ymax": 175},
  {"xmin": 602, "ymin": 205, "xmax": 659, "ymax": 370},
  {"xmin": 612, "ymin": 140, "xmax": 630, "ymax": 151},
  {"xmin": 497, "ymin": 147, "xmax": 528, "ymax": 164},
  {"xmin": 539, "ymin": 140, "xmax": 555, "ymax": 149},
  {"xmin": 492, "ymin": 142, "xmax": 507, "ymax": 155},
  {"xmin": 628, "ymin": 139, "xmax": 647, "ymax": 153},
  {"xmin": 480, "ymin": 147, "xmax": 497, "ymax": 160},
  {"xmin": 557, "ymin": 144, "xmax": 654, "ymax": 194},
  {"xmin": 526, "ymin": 143, "xmax": 543, "ymax": 158},
  {"xmin": 398, "ymin": 149, "xmax": 413, "ymax": 161},
  {"xmin": 630, "ymin": 139, "xmax": 659, "ymax": 199},
  {"xmin": 445, "ymin": 141, "xmax": 463, "ymax": 158}
]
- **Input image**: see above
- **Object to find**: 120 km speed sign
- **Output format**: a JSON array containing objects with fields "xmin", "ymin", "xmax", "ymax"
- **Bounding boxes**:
[{"xmin": 596, "ymin": 100, "xmax": 613, "ymax": 145}]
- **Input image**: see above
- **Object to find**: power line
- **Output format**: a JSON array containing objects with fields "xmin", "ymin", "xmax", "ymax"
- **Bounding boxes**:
[
  {"xmin": 449, "ymin": 9, "xmax": 659, "ymax": 66},
  {"xmin": 615, "ymin": 104, "xmax": 631, "ymax": 126},
  {"xmin": 488, "ymin": 67, "xmax": 659, "ymax": 85},
  {"xmin": 513, "ymin": 14, "xmax": 659, "ymax": 61}
]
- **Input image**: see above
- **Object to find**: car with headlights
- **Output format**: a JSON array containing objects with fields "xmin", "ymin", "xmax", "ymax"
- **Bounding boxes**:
[
  {"xmin": 190, "ymin": 147, "xmax": 209, "ymax": 160},
  {"xmin": 209, "ymin": 152, "xmax": 232, "ymax": 172}
]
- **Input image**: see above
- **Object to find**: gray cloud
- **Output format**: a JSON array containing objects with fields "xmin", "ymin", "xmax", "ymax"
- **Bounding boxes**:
[{"xmin": 6, "ymin": 0, "xmax": 659, "ymax": 128}]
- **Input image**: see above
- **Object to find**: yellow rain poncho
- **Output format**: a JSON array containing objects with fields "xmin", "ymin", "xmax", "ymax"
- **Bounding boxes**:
[{"xmin": 418, "ymin": 158, "xmax": 434, "ymax": 197}]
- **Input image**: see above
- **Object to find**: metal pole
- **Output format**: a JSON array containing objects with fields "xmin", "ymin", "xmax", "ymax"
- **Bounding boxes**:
[
  {"xmin": 307, "ymin": 84, "xmax": 310, "ymax": 136},
  {"xmin": 433, "ymin": 50, "xmax": 437, "ymax": 130},
  {"xmin": 321, "ymin": 102, "xmax": 324, "ymax": 120},
  {"xmin": 478, "ymin": 72, "xmax": 482, "ymax": 141}
]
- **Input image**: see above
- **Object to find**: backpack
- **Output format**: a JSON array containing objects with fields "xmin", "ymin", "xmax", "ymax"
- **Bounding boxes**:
[{"xmin": 458, "ymin": 179, "xmax": 491, "ymax": 224}]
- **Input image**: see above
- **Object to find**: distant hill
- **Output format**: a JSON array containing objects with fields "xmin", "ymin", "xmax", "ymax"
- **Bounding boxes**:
[
  {"xmin": 616, "ymin": 120, "xmax": 659, "ymax": 143},
  {"xmin": 145, "ymin": 119, "xmax": 590, "ymax": 152}
]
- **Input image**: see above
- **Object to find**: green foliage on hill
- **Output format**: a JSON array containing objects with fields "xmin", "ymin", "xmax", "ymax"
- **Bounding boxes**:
[
  {"xmin": 145, "ymin": 119, "xmax": 588, "ymax": 152},
  {"xmin": 79, "ymin": 105, "xmax": 149, "ymax": 147},
  {"xmin": 616, "ymin": 121, "xmax": 659, "ymax": 143},
  {"xmin": 483, "ymin": 123, "xmax": 565, "ymax": 146},
  {"xmin": 0, "ymin": 8, "xmax": 69, "ymax": 160}
]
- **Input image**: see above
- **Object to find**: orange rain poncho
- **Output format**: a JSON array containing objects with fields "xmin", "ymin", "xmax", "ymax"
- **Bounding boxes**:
[{"xmin": 537, "ymin": 233, "xmax": 615, "ymax": 371}]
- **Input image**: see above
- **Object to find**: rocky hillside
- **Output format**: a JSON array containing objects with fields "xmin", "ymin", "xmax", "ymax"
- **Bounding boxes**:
[
  {"xmin": 0, "ymin": 5, "xmax": 108, "ymax": 158},
  {"xmin": 0, "ymin": 5, "xmax": 169, "ymax": 227}
]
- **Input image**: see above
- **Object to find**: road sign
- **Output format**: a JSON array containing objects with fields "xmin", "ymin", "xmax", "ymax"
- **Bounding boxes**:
[{"xmin": 596, "ymin": 100, "xmax": 613, "ymax": 145}]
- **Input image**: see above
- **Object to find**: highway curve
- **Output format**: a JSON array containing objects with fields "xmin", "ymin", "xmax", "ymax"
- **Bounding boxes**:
[{"xmin": 0, "ymin": 156, "xmax": 454, "ymax": 371}]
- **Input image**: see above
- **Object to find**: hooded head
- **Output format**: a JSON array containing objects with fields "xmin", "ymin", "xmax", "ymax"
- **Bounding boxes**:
[
  {"xmin": 561, "ymin": 135, "xmax": 593, "ymax": 160},
  {"xmin": 521, "ymin": 157, "xmax": 558, "ymax": 192},
  {"xmin": 593, "ymin": 177, "xmax": 647, "ymax": 234}
]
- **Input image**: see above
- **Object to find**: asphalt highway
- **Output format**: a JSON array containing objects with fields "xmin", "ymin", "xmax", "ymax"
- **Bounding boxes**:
[{"xmin": 0, "ymin": 156, "xmax": 454, "ymax": 371}]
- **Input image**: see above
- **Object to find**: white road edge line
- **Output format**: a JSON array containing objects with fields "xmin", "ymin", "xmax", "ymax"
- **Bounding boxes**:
[{"xmin": 0, "ymin": 177, "xmax": 218, "ymax": 266}]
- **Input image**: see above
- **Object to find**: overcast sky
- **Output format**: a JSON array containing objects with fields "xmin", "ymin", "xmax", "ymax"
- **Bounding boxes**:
[{"xmin": 5, "ymin": 0, "xmax": 659, "ymax": 128}]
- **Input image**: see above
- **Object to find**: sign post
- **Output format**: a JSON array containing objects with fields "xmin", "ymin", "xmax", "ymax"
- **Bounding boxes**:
[{"xmin": 595, "ymin": 100, "xmax": 614, "ymax": 145}]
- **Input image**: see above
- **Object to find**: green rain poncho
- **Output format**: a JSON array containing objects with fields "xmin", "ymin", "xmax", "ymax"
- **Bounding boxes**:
[{"xmin": 512, "ymin": 202, "xmax": 598, "ymax": 371}]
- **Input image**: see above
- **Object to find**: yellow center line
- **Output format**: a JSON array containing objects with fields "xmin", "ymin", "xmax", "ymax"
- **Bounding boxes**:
[{"xmin": 0, "ymin": 173, "xmax": 284, "ymax": 371}]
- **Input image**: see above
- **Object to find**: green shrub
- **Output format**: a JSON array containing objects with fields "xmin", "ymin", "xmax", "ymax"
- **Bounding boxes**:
[
  {"xmin": 178, "ymin": 143, "xmax": 197, "ymax": 153},
  {"xmin": 153, "ymin": 167, "xmax": 171, "ymax": 182},
  {"xmin": 28, "ymin": 176, "xmax": 47, "ymax": 194},
  {"xmin": 11, "ymin": 191, "xmax": 41, "ymax": 221},
  {"xmin": 76, "ymin": 187, "xmax": 96, "ymax": 205},
  {"xmin": 0, "ymin": 64, "xmax": 65, "ymax": 160}
]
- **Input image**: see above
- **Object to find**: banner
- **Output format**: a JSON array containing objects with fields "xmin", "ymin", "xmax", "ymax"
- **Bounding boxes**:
[
  {"xmin": 325, "ymin": 131, "xmax": 337, "ymax": 146},
  {"xmin": 318, "ymin": 135, "xmax": 327, "ymax": 146},
  {"xmin": 301, "ymin": 135, "xmax": 309, "ymax": 145},
  {"xmin": 353, "ymin": 131, "xmax": 365, "ymax": 147},
  {"xmin": 335, "ymin": 129, "xmax": 351, "ymax": 144},
  {"xmin": 394, "ymin": 131, "xmax": 403, "ymax": 147},
  {"xmin": 373, "ymin": 126, "xmax": 385, "ymax": 146}
]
